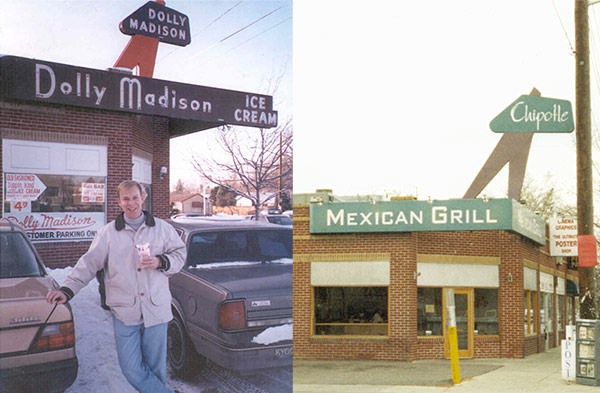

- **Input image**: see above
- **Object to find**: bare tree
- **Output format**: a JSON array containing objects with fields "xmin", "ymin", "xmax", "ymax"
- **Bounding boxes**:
[
  {"xmin": 190, "ymin": 119, "xmax": 292, "ymax": 217},
  {"xmin": 519, "ymin": 176, "xmax": 575, "ymax": 219}
]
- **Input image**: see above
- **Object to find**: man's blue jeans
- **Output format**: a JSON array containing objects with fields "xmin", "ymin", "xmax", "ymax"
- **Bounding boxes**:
[{"xmin": 112, "ymin": 316, "xmax": 172, "ymax": 393}]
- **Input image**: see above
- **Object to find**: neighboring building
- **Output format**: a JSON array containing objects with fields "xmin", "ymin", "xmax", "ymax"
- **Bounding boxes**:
[
  {"xmin": 170, "ymin": 192, "xmax": 211, "ymax": 216},
  {"xmin": 236, "ymin": 192, "xmax": 278, "ymax": 207},
  {"xmin": 293, "ymin": 190, "xmax": 579, "ymax": 361}
]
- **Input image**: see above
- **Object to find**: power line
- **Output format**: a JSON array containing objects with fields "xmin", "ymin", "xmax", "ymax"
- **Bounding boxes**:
[
  {"xmin": 157, "ymin": 1, "xmax": 244, "ymax": 63},
  {"xmin": 229, "ymin": 17, "xmax": 291, "ymax": 51},
  {"xmin": 219, "ymin": 6, "xmax": 284, "ymax": 43},
  {"xmin": 194, "ymin": 1, "xmax": 244, "ymax": 38},
  {"xmin": 186, "ymin": 5, "xmax": 289, "ymax": 65},
  {"xmin": 551, "ymin": 0, "xmax": 575, "ymax": 54},
  {"xmin": 192, "ymin": 16, "xmax": 291, "ymax": 68}
]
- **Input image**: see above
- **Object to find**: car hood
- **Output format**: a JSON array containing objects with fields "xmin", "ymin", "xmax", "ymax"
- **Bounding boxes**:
[{"xmin": 185, "ymin": 260, "xmax": 292, "ymax": 297}]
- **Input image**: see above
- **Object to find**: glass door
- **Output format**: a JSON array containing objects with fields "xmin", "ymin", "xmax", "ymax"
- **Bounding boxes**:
[{"xmin": 444, "ymin": 288, "xmax": 473, "ymax": 358}]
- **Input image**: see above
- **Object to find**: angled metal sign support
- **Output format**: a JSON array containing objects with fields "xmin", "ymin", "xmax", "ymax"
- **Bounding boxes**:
[
  {"xmin": 463, "ymin": 88, "xmax": 540, "ymax": 201},
  {"xmin": 463, "ymin": 132, "xmax": 533, "ymax": 201}
]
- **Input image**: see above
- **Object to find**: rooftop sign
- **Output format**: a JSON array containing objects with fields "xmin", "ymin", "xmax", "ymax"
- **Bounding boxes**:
[
  {"xmin": 0, "ymin": 55, "xmax": 277, "ymax": 128},
  {"xmin": 120, "ymin": 1, "xmax": 191, "ymax": 46},
  {"xmin": 489, "ymin": 94, "xmax": 574, "ymax": 133},
  {"xmin": 309, "ymin": 198, "xmax": 545, "ymax": 244}
]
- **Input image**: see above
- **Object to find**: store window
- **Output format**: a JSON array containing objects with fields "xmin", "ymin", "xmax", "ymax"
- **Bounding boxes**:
[
  {"xmin": 417, "ymin": 287, "xmax": 499, "ymax": 336},
  {"xmin": 540, "ymin": 272, "xmax": 554, "ymax": 336},
  {"xmin": 556, "ymin": 277, "xmax": 566, "ymax": 332},
  {"xmin": 4, "ymin": 174, "xmax": 106, "ymax": 213},
  {"xmin": 3, "ymin": 139, "xmax": 107, "ymax": 242},
  {"xmin": 311, "ymin": 259, "xmax": 390, "ymax": 337},
  {"xmin": 541, "ymin": 292, "xmax": 554, "ymax": 336},
  {"xmin": 523, "ymin": 267, "xmax": 538, "ymax": 336},
  {"xmin": 524, "ymin": 290, "xmax": 538, "ymax": 335},
  {"xmin": 418, "ymin": 287, "xmax": 443, "ymax": 336},
  {"xmin": 474, "ymin": 288, "xmax": 499, "ymax": 335},
  {"xmin": 557, "ymin": 294, "xmax": 565, "ymax": 331},
  {"xmin": 314, "ymin": 286, "xmax": 388, "ymax": 336}
]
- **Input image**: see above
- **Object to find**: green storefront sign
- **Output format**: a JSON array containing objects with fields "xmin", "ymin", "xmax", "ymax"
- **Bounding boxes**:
[
  {"xmin": 489, "ymin": 94, "xmax": 574, "ymax": 133},
  {"xmin": 309, "ymin": 198, "xmax": 545, "ymax": 244}
]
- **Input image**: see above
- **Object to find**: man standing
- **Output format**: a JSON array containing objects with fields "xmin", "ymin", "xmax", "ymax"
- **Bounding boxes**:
[{"xmin": 47, "ymin": 180, "xmax": 186, "ymax": 393}]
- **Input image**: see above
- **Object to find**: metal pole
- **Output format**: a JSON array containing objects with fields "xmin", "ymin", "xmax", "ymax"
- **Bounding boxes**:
[{"xmin": 575, "ymin": 0, "xmax": 596, "ymax": 319}]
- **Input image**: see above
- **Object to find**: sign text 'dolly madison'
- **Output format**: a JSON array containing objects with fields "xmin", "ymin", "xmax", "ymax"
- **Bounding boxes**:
[
  {"xmin": 309, "ymin": 198, "xmax": 546, "ymax": 244},
  {"xmin": 120, "ymin": 1, "xmax": 191, "ymax": 46},
  {"xmin": 0, "ymin": 56, "xmax": 277, "ymax": 128}
]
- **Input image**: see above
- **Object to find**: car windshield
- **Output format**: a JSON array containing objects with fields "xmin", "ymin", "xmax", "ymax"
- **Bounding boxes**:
[
  {"xmin": 187, "ymin": 229, "xmax": 292, "ymax": 265},
  {"xmin": 0, "ymin": 232, "xmax": 43, "ymax": 278}
]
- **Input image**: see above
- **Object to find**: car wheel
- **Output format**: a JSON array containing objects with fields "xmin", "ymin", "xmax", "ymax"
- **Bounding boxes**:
[{"xmin": 167, "ymin": 314, "xmax": 200, "ymax": 377}]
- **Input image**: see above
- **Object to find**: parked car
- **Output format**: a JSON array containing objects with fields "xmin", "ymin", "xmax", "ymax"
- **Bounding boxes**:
[
  {"xmin": 0, "ymin": 219, "xmax": 78, "ymax": 392},
  {"xmin": 166, "ymin": 218, "xmax": 293, "ymax": 376}
]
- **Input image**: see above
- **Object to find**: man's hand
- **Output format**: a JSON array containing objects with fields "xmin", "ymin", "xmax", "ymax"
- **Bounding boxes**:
[
  {"xmin": 139, "ymin": 255, "xmax": 160, "ymax": 270},
  {"xmin": 46, "ymin": 290, "xmax": 68, "ymax": 304}
]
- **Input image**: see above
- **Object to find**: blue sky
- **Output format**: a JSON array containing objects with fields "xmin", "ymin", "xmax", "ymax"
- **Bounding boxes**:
[
  {"xmin": 2, "ymin": 1, "xmax": 599, "ymax": 205},
  {"xmin": 1, "ymin": 0, "xmax": 292, "ymax": 191}
]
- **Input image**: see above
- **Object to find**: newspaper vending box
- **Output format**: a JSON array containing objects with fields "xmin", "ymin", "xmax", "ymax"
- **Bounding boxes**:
[{"xmin": 576, "ymin": 319, "xmax": 600, "ymax": 386}]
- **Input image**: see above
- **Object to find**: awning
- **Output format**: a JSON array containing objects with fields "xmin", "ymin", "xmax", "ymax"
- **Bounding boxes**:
[{"xmin": 566, "ymin": 279, "xmax": 579, "ymax": 296}]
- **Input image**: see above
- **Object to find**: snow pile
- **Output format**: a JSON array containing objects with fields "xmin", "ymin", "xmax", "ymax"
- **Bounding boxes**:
[
  {"xmin": 191, "ymin": 258, "xmax": 293, "ymax": 269},
  {"xmin": 252, "ymin": 324, "xmax": 293, "ymax": 345}
]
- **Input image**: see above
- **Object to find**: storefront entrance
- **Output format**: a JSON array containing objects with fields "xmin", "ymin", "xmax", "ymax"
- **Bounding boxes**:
[{"xmin": 444, "ymin": 288, "xmax": 474, "ymax": 358}]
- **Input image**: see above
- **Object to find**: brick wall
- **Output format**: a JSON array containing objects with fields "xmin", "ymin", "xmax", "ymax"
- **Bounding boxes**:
[
  {"xmin": 293, "ymin": 202, "xmax": 578, "ymax": 361},
  {"xmin": 0, "ymin": 100, "xmax": 172, "ymax": 268}
]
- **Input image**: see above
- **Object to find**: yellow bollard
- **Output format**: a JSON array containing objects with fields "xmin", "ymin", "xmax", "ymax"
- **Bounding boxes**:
[
  {"xmin": 448, "ymin": 325, "xmax": 461, "ymax": 384},
  {"xmin": 446, "ymin": 289, "xmax": 461, "ymax": 384}
]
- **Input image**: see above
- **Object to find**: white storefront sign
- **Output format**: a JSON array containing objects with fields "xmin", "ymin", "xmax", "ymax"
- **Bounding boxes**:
[
  {"xmin": 5, "ymin": 173, "xmax": 47, "ymax": 200},
  {"xmin": 549, "ymin": 217, "xmax": 578, "ymax": 256}
]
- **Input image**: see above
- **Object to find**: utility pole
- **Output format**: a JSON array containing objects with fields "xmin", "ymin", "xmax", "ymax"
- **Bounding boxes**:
[{"xmin": 575, "ymin": 0, "xmax": 597, "ymax": 319}]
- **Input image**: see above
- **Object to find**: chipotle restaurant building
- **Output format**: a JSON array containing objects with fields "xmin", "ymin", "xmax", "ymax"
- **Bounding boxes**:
[
  {"xmin": 0, "ymin": 55, "xmax": 277, "ymax": 267},
  {"xmin": 293, "ymin": 190, "xmax": 580, "ymax": 360}
]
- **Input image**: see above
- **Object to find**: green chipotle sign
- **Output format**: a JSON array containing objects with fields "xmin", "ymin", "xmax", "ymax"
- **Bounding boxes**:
[
  {"xmin": 309, "ymin": 198, "xmax": 545, "ymax": 244},
  {"xmin": 489, "ymin": 94, "xmax": 574, "ymax": 133}
]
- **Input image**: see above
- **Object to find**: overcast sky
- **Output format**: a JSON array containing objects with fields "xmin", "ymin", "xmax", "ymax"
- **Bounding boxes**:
[
  {"xmin": 2, "ymin": 1, "xmax": 599, "ymax": 205},
  {"xmin": 294, "ymin": 0, "xmax": 599, "ymax": 205}
]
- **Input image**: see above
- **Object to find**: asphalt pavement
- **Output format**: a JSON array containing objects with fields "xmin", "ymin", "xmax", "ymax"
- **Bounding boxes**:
[{"xmin": 293, "ymin": 347, "xmax": 598, "ymax": 393}]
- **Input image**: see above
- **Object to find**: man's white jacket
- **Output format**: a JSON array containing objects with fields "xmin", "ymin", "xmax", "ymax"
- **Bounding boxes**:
[{"xmin": 60, "ymin": 212, "xmax": 186, "ymax": 327}]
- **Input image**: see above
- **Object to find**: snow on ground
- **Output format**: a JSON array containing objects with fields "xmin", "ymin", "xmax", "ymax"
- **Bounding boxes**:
[
  {"xmin": 48, "ymin": 267, "xmax": 293, "ymax": 392},
  {"xmin": 48, "ymin": 267, "xmax": 138, "ymax": 392}
]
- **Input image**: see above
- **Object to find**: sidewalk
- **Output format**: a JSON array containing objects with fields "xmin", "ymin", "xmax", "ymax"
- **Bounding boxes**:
[{"xmin": 293, "ymin": 348, "xmax": 598, "ymax": 393}]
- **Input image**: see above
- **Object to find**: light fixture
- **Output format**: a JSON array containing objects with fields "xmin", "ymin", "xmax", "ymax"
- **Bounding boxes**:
[
  {"xmin": 159, "ymin": 166, "xmax": 168, "ymax": 179},
  {"xmin": 507, "ymin": 273, "xmax": 513, "ymax": 283}
]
